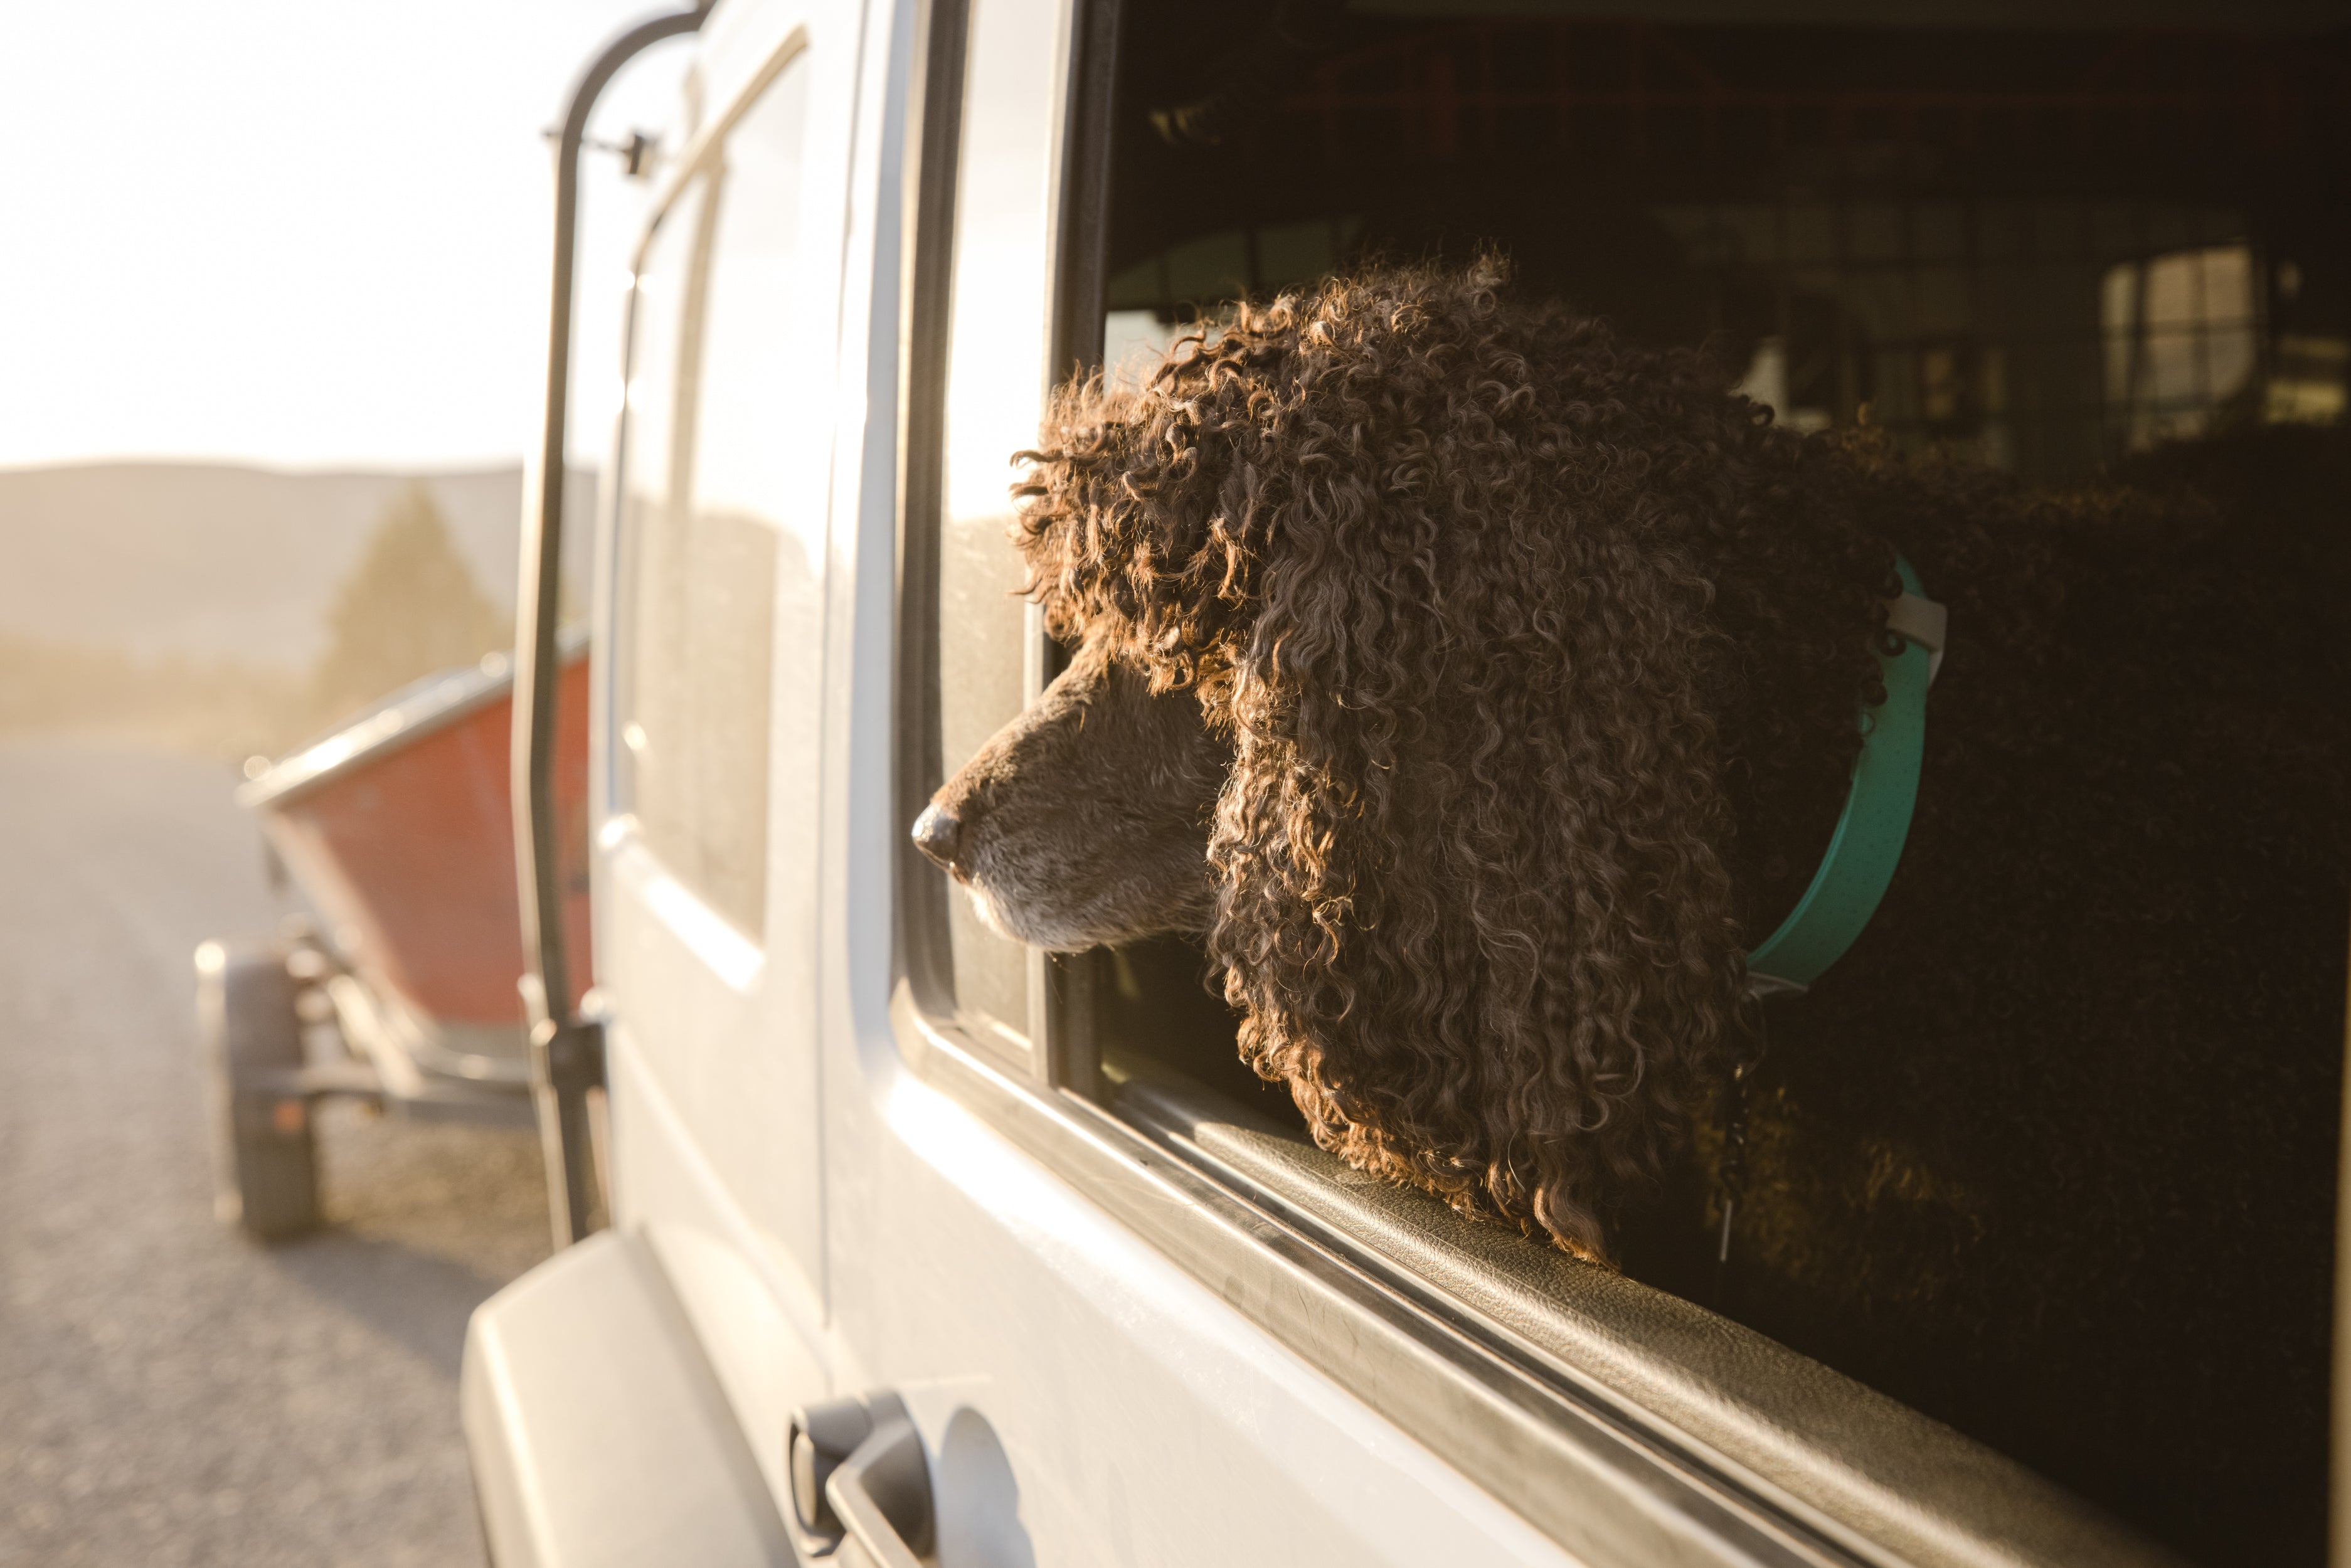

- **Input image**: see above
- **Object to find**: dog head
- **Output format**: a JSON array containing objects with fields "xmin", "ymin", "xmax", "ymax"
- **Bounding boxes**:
[{"xmin": 921, "ymin": 262, "xmax": 1892, "ymax": 1258}]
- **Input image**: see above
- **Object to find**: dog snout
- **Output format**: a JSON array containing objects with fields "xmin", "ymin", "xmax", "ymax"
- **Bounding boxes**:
[{"xmin": 911, "ymin": 802, "xmax": 963, "ymax": 870}]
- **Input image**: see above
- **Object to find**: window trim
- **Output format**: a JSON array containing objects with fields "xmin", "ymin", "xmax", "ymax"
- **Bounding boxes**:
[
  {"xmin": 890, "ymin": 0, "xmax": 975, "ymax": 1041},
  {"xmin": 883, "ymin": 3, "xmax": 2163, "ymax": 1564}
]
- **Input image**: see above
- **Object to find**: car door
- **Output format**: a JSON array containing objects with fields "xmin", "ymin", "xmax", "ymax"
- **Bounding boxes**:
[
  {"xmin": 520, "ymin": 3, "xmax": 2189, "ymax": 1563},
  {"xmin": 592, "ymin": 0, "xmax": 855, "ymax": 1502},
  {"xmin": 807, "ymin": 0, "xmax": 1693, "ymax": 1561}
]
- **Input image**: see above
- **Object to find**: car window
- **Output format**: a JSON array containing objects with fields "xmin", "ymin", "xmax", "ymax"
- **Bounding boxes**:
[
  {"xmin": 914, "ymin": 5, "xmax": 2351, "ymax": 1564},
  {"xmin": 615, "ymin": 56, "xmax": 815, "ymax": 942}
]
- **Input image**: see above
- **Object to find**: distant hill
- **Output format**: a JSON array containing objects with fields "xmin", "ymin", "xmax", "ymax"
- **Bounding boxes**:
[{"xmin": 0, "ymin": 462, "xmax": 596, "ymax": 669}]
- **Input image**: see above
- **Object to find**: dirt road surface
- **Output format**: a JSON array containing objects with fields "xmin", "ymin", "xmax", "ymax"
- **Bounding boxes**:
[{"xmin": 0, "ymin": 743, "xmax": 551, "ymax": 1567}]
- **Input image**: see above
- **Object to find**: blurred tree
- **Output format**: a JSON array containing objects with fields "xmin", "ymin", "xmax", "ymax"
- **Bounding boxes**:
[{"xmin": 310, "ymin": 485, "xmax": 509, "ymax": 723}]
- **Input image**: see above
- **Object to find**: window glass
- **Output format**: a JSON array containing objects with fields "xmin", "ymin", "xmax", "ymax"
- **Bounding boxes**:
[
  {"xmin": 933, "ymin": 509, "xmax": 1031, "ymax": 1041},
  {"xmin": 2101, "ymin": 245, "xmax": 2258, "ymax": 450},
  {"xmin": 927, "ymin": 1, "xmax": 1071, "ymax": 1049},
  {"xmin": 618, "ymin": 58, "xmax": 815, "ymax": 941}
]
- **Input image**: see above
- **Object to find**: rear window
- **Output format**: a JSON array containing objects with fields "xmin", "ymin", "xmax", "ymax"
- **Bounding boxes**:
[{"xmin": 614, "ymin": 59, "xmax": 816, "ymax": 942}]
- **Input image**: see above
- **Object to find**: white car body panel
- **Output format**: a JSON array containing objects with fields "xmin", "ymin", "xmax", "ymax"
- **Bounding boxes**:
[{"xmin": 584, "ymin": 0, "xmax": 1583, "ymax": 1560}]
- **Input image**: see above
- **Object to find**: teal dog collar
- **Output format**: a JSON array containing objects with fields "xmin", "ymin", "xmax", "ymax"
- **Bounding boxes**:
[{"xmin": 1744, "ymin": 558, "xmax": 1945, "ymax": 997}]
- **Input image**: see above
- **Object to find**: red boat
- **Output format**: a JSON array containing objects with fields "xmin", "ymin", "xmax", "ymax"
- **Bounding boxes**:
[{"xmin": 195, "ymin": 642, "xmax": 590, "ymax": 1238}]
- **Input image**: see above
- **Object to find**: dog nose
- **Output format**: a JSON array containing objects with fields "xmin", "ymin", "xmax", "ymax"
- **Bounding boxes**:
[{"xmin": 911, "ymin": 803, "xmax": 962, "ymax": 869}]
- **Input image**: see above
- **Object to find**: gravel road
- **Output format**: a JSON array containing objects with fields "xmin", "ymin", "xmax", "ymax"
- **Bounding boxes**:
[{"xmin": 0, "ymin": 742, "xmax": 552, "ymax": 1567}]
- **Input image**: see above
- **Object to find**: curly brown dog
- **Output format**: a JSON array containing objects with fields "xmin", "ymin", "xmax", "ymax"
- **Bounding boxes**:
[
  {"xmin": 915, "ymin": 260, "xmax": 2350, "ymax": 1562},
  {"xmin": 925, "ymin": 258, "xmax": 1982, "ymax": 1256}
]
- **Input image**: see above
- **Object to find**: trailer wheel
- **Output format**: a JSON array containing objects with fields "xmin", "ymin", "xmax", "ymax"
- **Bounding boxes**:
[{"xmin": 196, "ymin": 940, "xmax": 320, "ymax": 1240}]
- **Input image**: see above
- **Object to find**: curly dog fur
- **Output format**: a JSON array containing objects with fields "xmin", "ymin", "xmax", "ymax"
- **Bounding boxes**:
[{"xmin": 963, "ymin": 259, "xmax": 1952, "ymax": 1258}]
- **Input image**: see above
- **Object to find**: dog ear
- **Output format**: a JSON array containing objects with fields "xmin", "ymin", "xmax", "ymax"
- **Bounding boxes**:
[
  {"xmin": 1195, "ymin": 306, "xmax": 1748, "ymax": 1263},
  {"xmin": 1013, "ymin": 344, "xmax": 1284, "ymax": 702}
]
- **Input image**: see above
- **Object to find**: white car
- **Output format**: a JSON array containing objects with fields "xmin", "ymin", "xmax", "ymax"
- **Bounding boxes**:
[{"xmin": 460, "ymin": 1, "xmax": 2340, "ymax": 1563}]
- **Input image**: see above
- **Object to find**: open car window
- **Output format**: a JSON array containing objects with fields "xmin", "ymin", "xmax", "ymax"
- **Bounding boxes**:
[{"xmin": 903, "ymin": 4, "xmax": 2350, "ymax": 1564}]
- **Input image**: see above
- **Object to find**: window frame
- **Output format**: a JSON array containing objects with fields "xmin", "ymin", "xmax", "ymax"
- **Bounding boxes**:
[{"xmin": 884, "ymin": 3, "xmax": 2162, "ymax": 1563}]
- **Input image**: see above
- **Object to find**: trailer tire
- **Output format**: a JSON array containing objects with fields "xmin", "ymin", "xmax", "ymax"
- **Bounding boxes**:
[{"xmin": 196, "ymin": 940, "xmax": 321, "ymax": 1240}]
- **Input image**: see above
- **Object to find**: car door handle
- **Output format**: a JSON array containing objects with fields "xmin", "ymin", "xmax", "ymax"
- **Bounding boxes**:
[{"xmin": 787, "ymin": 1391, "xmax": 933, "ymax": 1566}]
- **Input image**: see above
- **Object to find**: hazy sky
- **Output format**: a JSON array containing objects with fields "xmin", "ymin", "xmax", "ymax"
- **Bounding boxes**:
[{"xmin": 1, "ymin": 1, "xmax": 694, "ymax": 472}]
